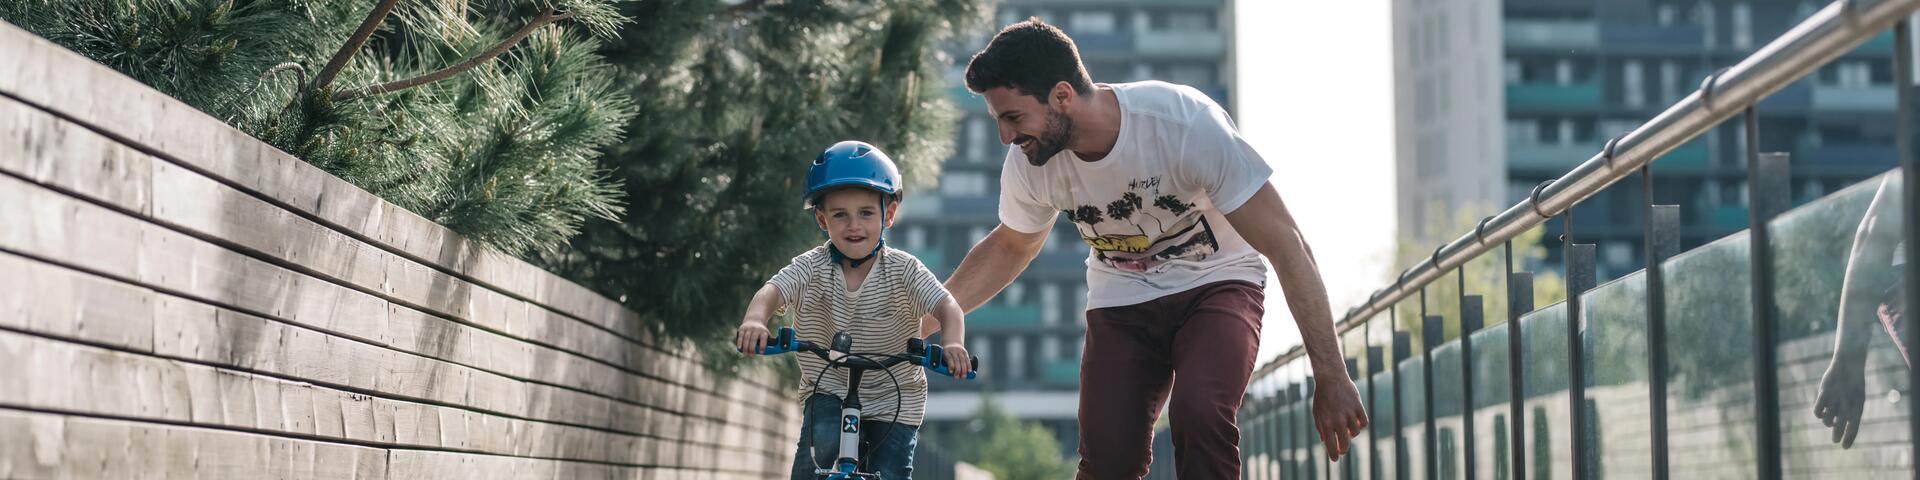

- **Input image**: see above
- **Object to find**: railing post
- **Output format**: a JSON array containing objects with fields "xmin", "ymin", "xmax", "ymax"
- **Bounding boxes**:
[
  {"xmin": 1743, "ymin": 106, "xmax": 1788, "ymax": 480},
  {"xmin": 1461, "ymin": 291, "xmax": 1483, "ymax": 480},
  {"xmin": 1565, "ymin": 238, "xmax": 1596, "ymax": 480},
  {"xmin": 1394, "ymin": 330, "xmax": 1412, "ymax": 480},
  {"xmin": 1506, "ymin": 239, "xmax": 1532, "ymax": 480},
  {"xmin": 1641, "ymin": 165, "xmax": 1681, "ymax": 480},
  {"xmin": 1347, "ymin": 357, "xmax": 1363, "ymax": 480},
  {"xmin": 1894, "ymin": 17, "xmax": 1920, "ymax": 480},
  {"xmin": 1307, "ymin": 375, "xmax": 1320, "ymax": 480},
  {"xmin": 1421, "ymin": 288, "xmax": 1439, "ymax": 480},
  {"xmin": 1288, "ymin": 382, "xmax": 1301, "ymax": 480},
  {"xmin": 1370, "ymin": 344, "xmax": 1385, "ymax": 480}
]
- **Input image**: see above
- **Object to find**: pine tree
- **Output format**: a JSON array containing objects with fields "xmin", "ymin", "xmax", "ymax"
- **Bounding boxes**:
[
  {"xmin": 538, "ymin": 0, "xmax": 991, "ymax": 347},
  {"xmin": 1, "ymin": 0, "xmax": 633, "ymax": 255}
]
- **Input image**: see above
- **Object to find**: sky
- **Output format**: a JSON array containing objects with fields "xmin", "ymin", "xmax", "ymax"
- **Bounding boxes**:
[{"xmin": 1234, "ymin": 0, "xmax": 1400, "ymax": 367}]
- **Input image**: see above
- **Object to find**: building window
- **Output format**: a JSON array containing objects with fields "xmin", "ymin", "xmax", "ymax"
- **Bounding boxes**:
[
  {"xmin": 1131, "ymin": 62, "xmax": 1153, "ymax": 81},
  {"xmin": 1168, "ymin": 63, "xmax": 1214, "ymax": 86},
  {"xmin": 1041, "ymin": 283, "xmax": 1061, "ymax": 325},
  {"xmin": 942, "ymin": 171, "xmax": 989, "ymax": 196},
  {"xmin": 1554, "ymin": 59, "xmax": 1574, "ymax": 86},
  {"xmin": 1558, "ymin": 119, "xmax": 1577, "ymax": 146},
  {"xmin": 1007, "ymin": 336, "xmax": 1027, "ymax": 380},
  {"xmin": 1507, "ymin": 119, "xmax": 1540, "ymax": 144},
  {"xmin": 1603, "ymin": 242, "xmax": 1634, "ymax": 269},
  {"xmin": 1006, "ymin": 281, "xmax": 1027, "ymax": 305},
  {"xmin": 1732, "ymin": 3, "xmax": 1753, "ymax": 49},
  {"xmin": 1167, "ymin": 10, "xmax": 1212, "ymax": 31},
  {"xmin": 1657, "ymin": 4, "xmax": 1678, "ymax": 26},
  {"xmin": 1504, "ymin": 59, "xmax": 1521, "ymax": 85},
  {"xmin": 969, "ymin": 226, "xmax": 989, "ymax": 244},
  {"xmin": 967, "ymin": 117, "xmax": 989, "ymax": 162},
  {"xmin": 1069, "ymin": 10, "xmax": 1117, "ymax": 34},
  {"xmin": 1696, "ymin": 2, "xmax": 1717, "ymax": 48},
  {"xmin": 1623, "ymin": 60, "xmax": 1646, "ymax": 108},
  {"xmin": 906, "ymin": 226, "xmax": 926, "ymax": 250},
  {"xmin": 1660, "ymin": 61, "xmax": 1681, "ymax": 104}
]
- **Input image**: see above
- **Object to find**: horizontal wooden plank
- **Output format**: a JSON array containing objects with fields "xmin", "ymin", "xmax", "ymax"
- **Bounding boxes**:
[
  {"xmin": 0, "ymin": 97, "xmax": 788, "ymax": 410},
  {"xmin": 0, "ymin": 326, "xmax": 787, "ymax": 468},
  {"xmin": 0, "ymin": 247, "xmax": 794, "ymax": 457},
  {"xmin": 0, "ymin": 407, "xmax": 390, "ymax": 479},
  {"xmin": 0, "ymin": 172, "xmax": 791, "ymax": 431}
]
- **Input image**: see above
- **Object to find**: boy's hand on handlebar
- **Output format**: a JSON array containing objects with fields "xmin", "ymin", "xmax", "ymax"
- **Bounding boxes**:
[
  {"xmin": 736, "ymin": 323, "xmax": 771, "ymax": 356},
  {"xmin": 941, "ymin": 341, "xmax": 971, "ymax": 378}
]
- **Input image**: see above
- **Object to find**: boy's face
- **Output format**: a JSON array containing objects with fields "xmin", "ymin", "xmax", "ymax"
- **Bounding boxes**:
[{"xmin": 814, "ymin": 188, "xmax": 899, "ymax": 259}]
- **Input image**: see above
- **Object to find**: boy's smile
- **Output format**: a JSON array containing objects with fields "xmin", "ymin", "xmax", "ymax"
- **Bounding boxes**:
[{"xmin": 815, "ymin": 188, "xmax": 899, "ymax": 261}]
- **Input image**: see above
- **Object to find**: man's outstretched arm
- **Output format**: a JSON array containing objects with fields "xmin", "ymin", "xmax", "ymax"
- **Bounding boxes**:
[
  {"xmin": 1224, "ymin": 181, "xmax": 1369, "ymax": 460},
  {"xmin": 921, "ymin": 223, "xmax": 1050, "ymax": 337}
]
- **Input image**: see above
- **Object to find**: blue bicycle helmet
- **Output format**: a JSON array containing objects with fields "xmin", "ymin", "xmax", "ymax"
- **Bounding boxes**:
[
  {"xmin": 804, "ymin": 141, "xmax": 904, "ymax": 266},
  {"xmin": 804, "ymin": 140, "xmax": 902, "ymax": 208}
]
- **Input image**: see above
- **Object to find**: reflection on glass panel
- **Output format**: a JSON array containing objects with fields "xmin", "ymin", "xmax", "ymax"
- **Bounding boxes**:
[
  {"xmin": 1400, "ymin": 356, "xmax": 1428, "ymax": 479},
  {"xmin": 1344, "ymin": 325, "xmax": 1373, "ymax": 480},
  {"xmin": 1770, "ymin": 171, "xmax": 1912, "ymax": 475},
  {"xmin": 1470, "ymin": 323, "xmax": 1512, "ymax": 480},
  {"xmin": 1432, "ymin": 342, "xmax": 1466, "ymax": 480},
  {"xmin": 1663, "ymin": 231, "xmax": 1757, "ymax": 477},
  {"xmin": 1519, "ymin": 304, "xmax": 1572, "ymax": 480},
  {"xmin": 1372, "ymin": 368, "xmax": 1400, "ymax": 480},
  {"xmin": 1582, "ymin": 273, "xmax": 1651, "ymax": 478}
]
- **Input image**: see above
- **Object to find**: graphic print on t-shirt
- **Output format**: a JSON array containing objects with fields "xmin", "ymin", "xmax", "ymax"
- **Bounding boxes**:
[{"xmin": 1060, "ymin": 175, "xmax": 1220, "ymax": 273}]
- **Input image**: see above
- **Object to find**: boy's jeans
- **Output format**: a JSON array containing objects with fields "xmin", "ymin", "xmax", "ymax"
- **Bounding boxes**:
[{"xmin": 791, "ymin": 393, "xmax": 919, "ymax": 479}]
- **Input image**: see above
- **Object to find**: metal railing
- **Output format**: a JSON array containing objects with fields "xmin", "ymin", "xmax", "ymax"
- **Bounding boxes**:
[{"xmin": 1242, "ymin": 0, "xmax": 1920, "ymax": 478}]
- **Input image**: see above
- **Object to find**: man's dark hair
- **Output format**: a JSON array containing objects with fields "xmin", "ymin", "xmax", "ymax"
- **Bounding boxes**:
[{"xmin": 964, "ymin": 18, "xmax": 1095, "ymax": 102}]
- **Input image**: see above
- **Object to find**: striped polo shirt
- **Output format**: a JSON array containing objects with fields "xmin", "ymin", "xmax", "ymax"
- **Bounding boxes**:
[{"xmin": 768, "ymin": 245, "xmax": 949, "ymax": 426}]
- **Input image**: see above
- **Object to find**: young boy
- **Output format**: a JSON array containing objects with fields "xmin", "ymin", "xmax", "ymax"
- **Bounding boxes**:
[{"xmin": 734, "ymin": 141, "xmax": 972, "ymax": 480}]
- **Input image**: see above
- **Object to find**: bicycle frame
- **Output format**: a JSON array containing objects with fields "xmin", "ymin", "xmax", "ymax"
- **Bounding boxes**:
[{"xmin": 756, "ymin": 327, "xmax": 977, "ymax": 480}]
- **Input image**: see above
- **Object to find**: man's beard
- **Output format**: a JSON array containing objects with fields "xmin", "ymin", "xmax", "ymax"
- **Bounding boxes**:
[{"xmin": 1021, "ymin": 107, "xmax": 1074, "ymax": 166}]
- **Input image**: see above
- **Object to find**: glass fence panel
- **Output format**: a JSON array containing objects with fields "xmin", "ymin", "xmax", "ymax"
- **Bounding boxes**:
[
  {"xmin": 1769, "ymin": 170, "xmax": 1912, "ymax": 478},
  {"xmin": 1581, "ymin": 272, "xmax": 1652, "ymax": 478},
  {"xmin": 1432, "ymin": 341, "xmax": 1466, "ymax": 480},
  {"xmin": 1372, "ymin": 367, "xmax": 1400, "ymax": 480},
  {"xmin": 1399, "ymin": 355, "xmax": 1428, "ymax": 479},
  {"xmin": 1469, "ymin": 322, "xmax": 1512, "ymax": 480},
  {"xmin": 1518, "ymin": 304, "xmax": 1572, "ymax": 480},
  {"xmin": 1663, "ymin": 229, "xmax": 1757, "ymax": 477}
]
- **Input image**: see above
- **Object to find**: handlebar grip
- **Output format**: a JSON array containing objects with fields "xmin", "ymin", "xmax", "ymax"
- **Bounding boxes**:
[
  {"xmin": 757, "ymin": 327, "xmax": 798, "ymax": 355},
  {"xmin": 922, "ymin": 344, "xmax": 980, "ymax": 380}
]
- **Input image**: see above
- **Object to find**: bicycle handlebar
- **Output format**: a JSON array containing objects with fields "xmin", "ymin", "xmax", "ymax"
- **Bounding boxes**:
[{"xmin": 756, "ymin": 327, "xmax": 979, "ymax": 380}]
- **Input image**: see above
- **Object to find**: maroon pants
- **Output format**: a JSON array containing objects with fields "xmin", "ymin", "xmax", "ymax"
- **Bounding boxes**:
[{"xmin": 1077, "ymin": 280, "xmax": 1265, "ymax": 480}]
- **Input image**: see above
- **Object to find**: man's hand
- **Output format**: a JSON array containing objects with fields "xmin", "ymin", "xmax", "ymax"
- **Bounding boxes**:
[
  {"xmin": 1313, "ymin": 375, "xmax": 1369, "ymax": 461},
  {"xmin": 735, "ymin": 322, "xmax": 771, "ymax": 357},
  {"xmin": 941, "ymin": 341, "xmax": 972, "ymax": 378},
  {"xmin": 1813, "ymin": 355, "xmax": 1869, "ymax": 448}
]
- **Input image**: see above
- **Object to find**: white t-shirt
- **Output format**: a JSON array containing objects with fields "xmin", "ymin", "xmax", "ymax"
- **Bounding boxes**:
[
  {"xmin": 767, "ymin": 245, "xmax": 949, "ymax": 426},
  {"xmin": 999, "ymin": 81, "xmax": 1274, "ymax": 309}
]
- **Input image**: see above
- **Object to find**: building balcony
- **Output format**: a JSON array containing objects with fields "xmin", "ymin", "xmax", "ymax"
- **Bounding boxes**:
[
  {"xmin": 1133, "ymin": 30, "xmax": 1226, "ymax": 57},
  {"xmin": 1508, "ymin": 142, "xmax": 1602, "ymax": 172},
  {"xmin": 1649, "ymin": 139, "xmax": 1710, "ymax": 172},
  {"xmin": 1506, "ymin": 83, "xmax": 1603, "ymax": 110},
  {"xmin": 1797, "ymin": 143, "xmax": 1898, "ymax": 170},
  {"xmin": 1072, "ymin": 32, "xmax": 1133, "ymax": 52},
  {"xmin": 1810, "ymin": 85, "xmax": 1896, "ymax": 112},
  {"xmin": 1503, "ymin": 20, "xmax": 1598, "ymax": 49},
  {"xmin": 1598, "ymin": 24, "xmax": 1705, "ymax": 49},
  {"xmin": 969, "ymin": 303, "xmax": 1044, "ymax": 328}
]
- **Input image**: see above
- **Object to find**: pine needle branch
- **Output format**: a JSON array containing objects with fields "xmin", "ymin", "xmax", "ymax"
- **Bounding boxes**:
[
  {"xmin": 311, "ymin": 0, "xmax": 399, "ymax": 93},
  {"xmin": 337, "ymin": 9, "xmax": 572, "ymax": 102}
]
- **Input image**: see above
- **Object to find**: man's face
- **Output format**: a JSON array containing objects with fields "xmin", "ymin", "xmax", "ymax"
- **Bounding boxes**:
[
  {"xmin": 983, "ymin": 86, "xmax": 1074, "ymax": 166},
  {"xmin": 813, "ymin": 188, "xmax": 897, "ymax": 259}
]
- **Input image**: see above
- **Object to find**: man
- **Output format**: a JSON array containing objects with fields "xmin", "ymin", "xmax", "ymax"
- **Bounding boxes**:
[{"xmin": 921, "ymin": 18, "xmax": 1369, "ymax": 479}]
